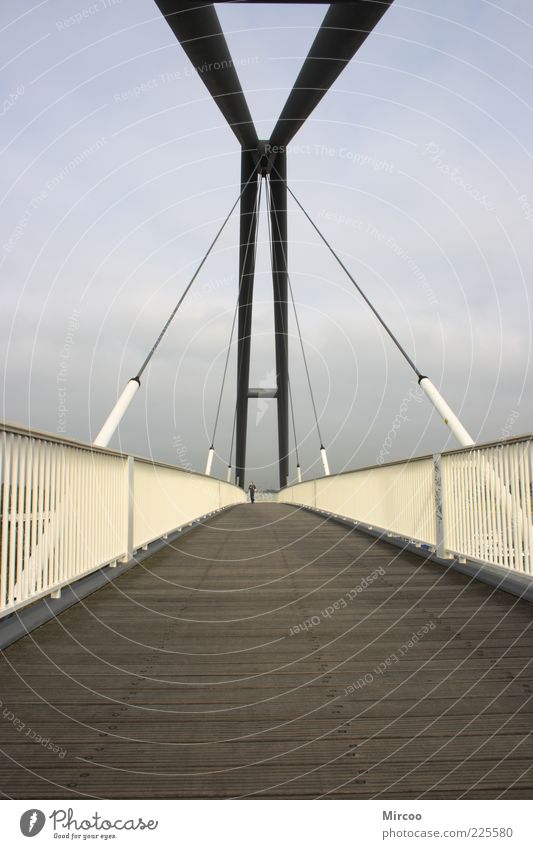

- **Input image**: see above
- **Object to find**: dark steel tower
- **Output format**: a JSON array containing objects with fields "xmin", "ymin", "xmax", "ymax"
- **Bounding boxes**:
[{"xmin": 154, "ymin": 0, "xmax": 395, "ymax": 488}]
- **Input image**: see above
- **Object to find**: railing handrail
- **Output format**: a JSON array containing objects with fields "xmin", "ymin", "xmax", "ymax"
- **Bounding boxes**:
[
  {"xmin": 0, "ymin": 419, "xmax": 238, "ymax": 485},
  {"xmin": 281, "ymin": 431, "xmax": 533, "ymax": 489},
  {"xmin": 3, "ymin": 419, "xmax": 531, "ymax": 491}
]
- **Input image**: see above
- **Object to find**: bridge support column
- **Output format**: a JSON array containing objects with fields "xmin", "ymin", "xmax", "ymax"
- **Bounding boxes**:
[
  {"xmin": 122, "ymin": 455, "xmax": 134, "ymax": 563},
  {"xmin": 235, "ymin": 149, "xmax": 260, "ymax": 489},
  {"xmin": 269, "ymin": 150, "xmax": 289, "ymax": 490}
]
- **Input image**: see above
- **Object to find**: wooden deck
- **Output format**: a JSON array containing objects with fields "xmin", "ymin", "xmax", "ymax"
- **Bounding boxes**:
[{"xmin": 0, "ymin": 503, "xmax": 531, "ymax": 799}]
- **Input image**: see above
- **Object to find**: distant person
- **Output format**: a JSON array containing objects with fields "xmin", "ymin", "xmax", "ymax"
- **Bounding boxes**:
[{"xmin": 248, "ymin": 482, "xmax": 256, "ymax": 504}]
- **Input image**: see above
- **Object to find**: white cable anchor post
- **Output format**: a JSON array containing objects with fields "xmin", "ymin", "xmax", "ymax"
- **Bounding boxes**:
[
  {"xmin": 418, "ymin": 377, "xmax": 474, "ymax": 448},
  {"xmin": 422, "ymin": 378, "xmax": 522, "ymax": 545},
  {"xmin": 320, "ymin": 445, "xmax": 331, "ymax": 476},
  {"xmin": 226, "ymin": 465, "xmax": 232, "ymax": 483},
  {"xmin": 296, "ymin": 464, "xmax": 302, "ymax": 484},
  {"xmin": 205, "ymin": 446, "xmax": 215, "ymax": 476},
  {"xmin": 93, "ymin": 378, "xmax": 140, "ymax": 448}
]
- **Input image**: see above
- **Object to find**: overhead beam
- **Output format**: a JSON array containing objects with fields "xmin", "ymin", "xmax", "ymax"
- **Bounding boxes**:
[
  {"xmin": 154, "ymin": 1, "xmax": 258, "ymax": 150},
  {"xmin": 269, "ymin": 0, "xmax": 394, "ymax": 148}
]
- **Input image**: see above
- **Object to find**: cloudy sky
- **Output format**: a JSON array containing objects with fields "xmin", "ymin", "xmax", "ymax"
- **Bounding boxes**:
[{"xmin": 1, "ymin": 0, "xmax": 532, "ymax": 488}]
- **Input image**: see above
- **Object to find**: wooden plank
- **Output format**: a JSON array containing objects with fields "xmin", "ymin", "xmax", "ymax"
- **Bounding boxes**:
[{"xmin": 0, "ymin": 504, "xmax": 531, "ymax": 799}]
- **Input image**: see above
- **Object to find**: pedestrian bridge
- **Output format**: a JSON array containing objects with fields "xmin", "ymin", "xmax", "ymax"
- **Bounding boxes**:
[
  {"xmin": 1, "ymin": 0, "xmax": 532, "ymax": 801},
  {"xmin": 0, "ymin": 424, "xmax": 531, "ymax": 799}
]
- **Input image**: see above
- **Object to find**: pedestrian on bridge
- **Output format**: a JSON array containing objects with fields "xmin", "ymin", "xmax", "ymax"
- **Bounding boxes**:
[{"xmin": 248, "ymin": 482, "xmax": 256, "ymax": 504}]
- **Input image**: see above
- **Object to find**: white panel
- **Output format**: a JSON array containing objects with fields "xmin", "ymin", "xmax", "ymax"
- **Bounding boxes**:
[{"xmin": 280, "ymin": 438, "xmax": 533, "ymax": 575}]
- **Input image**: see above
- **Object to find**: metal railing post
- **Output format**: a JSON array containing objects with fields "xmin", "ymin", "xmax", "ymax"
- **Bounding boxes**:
[
  {"xmin": 122, "ymin": 455, "xmax": 134, "ymax": 562},
  {"xmin": 433, "ymin": 453, "xmax": 451, "ymax": 559}
]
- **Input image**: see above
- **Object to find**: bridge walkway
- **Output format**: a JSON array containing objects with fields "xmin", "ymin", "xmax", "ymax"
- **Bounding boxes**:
[{"xmin": 0, "ymin": 504, "xmax": 531, "ymax": 799}]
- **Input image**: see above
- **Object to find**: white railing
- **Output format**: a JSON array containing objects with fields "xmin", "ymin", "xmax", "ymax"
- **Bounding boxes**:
[
  {"xmin": 133, "ymin": 459, "xmax": 244, "ymax": 549},
  {"xmin": 441, "ymin": 440, "xmax": 533, "ymax": 573},
  {"xmin": 0, "ymin": 423, "xmax": 246, "ymax": 618},
  {"xmin": 279, "ymin": 435, "xmax": 533, "ymax": 577},
  {"xmin": 282, "ymin": 456, "xmax": 436, "ymax": 547}
]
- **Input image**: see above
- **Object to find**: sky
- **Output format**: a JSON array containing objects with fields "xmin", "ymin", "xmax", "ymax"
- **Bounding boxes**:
[{"xmin": 1, "ymin": 0, "xmax": 532, "ymax": 488}]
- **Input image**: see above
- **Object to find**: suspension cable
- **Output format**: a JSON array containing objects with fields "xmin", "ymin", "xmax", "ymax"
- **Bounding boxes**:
[
  {"xmin": 270, "ymin": 164, "xmax": 422, "ymax": 379},
  {"xmin": 266, "ymin": 175, "xmax": 325, "ymax": 450},
  {"xmin": 268, "ymin": 202, "xmax": 301, "ymax": 469},
  {"xmin": 228, "ymin": 401, "xmax": 237, "ymax": 470},
  {"xmin": 209, "ymin": 178, "xmax": 264, "ymax": 449},
  {"xmin": 263, "ymin": 177, "xmax": 301, "ymax": 468},
  {"xmin": 208, "ymin": 294, "xmax": 239, "ymax": 451},
  {"xmin": 263, "ymin": 177, "xmax": 301, "ymax": 469},
  {"xmin": 287, "ymin": 268, "xmax": 324, "ymax": 447},
  {"xmin": 135, "ymin": 161, "xmax": 260, "ymax": 380},
  {"xmin": 287, "ymin": 369, "xmax": 301, "ymax": 469}
]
